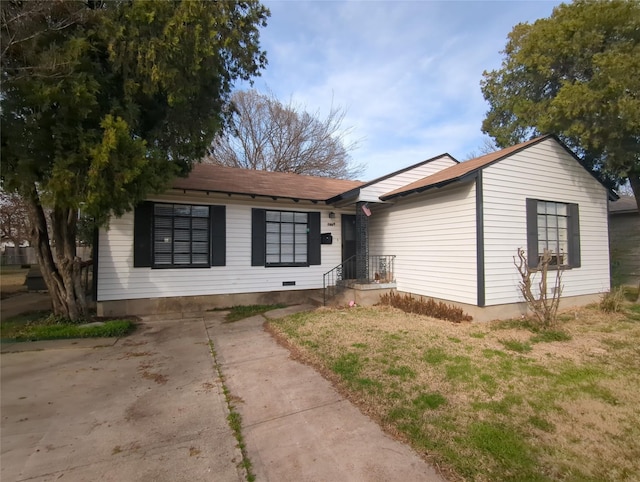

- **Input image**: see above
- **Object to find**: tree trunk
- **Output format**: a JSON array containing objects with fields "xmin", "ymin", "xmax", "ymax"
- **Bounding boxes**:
[
  {"xmin": 25, "ymin": 186, "xmax": 88, "ymax": 320},
  {"xmin": 628, "ymin": 172, "xmax": 640, "ymax": 213}
]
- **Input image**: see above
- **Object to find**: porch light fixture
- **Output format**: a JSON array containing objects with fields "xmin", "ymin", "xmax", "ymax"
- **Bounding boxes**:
[
  {"xmin": 361, "ymin": 203, "xmax": 371, "ymax": 217},
  {"xmin": 329, "ymin": 211, "xmax": 336, "ymax": 219}
]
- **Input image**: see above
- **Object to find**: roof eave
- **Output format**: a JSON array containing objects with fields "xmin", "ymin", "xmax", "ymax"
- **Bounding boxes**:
[
  {"xmin": 169, "ymin": 187, "xmax": 327, "ymax": 204},
  {"xmin": 380, "ymin": 173, "xmax": 476, "ymax": 201}
]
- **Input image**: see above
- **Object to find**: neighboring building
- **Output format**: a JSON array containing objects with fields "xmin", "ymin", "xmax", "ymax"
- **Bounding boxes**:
[
  {"xmin": 609, "ymin": 195, "xmax": 640, "ymax": 286},
  {"xmin": 96, "ymin": 135, "xmax": 614, "ymax": 321}
]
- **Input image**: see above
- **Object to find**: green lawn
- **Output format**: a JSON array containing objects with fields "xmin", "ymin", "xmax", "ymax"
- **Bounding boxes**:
[
  {"xmin": 1, "ymin": 311, "xmax": 135, "ymax": 342},
  {"xmin": 269, "ymin": 303, "xmax": 640, "ymax": 481}
]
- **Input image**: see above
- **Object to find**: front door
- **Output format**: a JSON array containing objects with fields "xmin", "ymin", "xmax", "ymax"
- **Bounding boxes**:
[{"xmin": 342, "ymin": 214, "xmax": 356, "ymax": 279}]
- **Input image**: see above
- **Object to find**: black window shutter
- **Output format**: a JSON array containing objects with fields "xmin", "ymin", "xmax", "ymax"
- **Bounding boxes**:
[
  {"xmin": 251, "ymin": 209, "xmax": 266, "ymax": 266},
  {"xmin": 134, "ymin": 201, "xmax": 153, "ymax": 267},
  {"xmin": 525, "ymin": 198, "xmax": 538, "ymax": 268},
  {"xmin": 308, "ymin": 212, "xmax": 321, "ymax": 265},
  {"xmin": 210, "ymin": 205, "xmax": 226, "ymax": 266},
  {"xmin": 568, "ymin": 203, "xmax": 581, "ymax": 268}
]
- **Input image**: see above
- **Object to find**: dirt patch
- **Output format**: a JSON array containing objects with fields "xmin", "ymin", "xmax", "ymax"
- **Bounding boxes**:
[{"xmin": 140, "ymin": 370, "xmax": 168, "ymax": 385}]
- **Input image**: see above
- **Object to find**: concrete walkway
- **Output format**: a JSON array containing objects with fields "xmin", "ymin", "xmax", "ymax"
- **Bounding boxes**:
[
  {"xmin": 1, "ymin": 317, "xmax": 244, "ymax": 482},
  {"xmin": 206, "ymin": 305, "xmax": 445, "ymax": 482}
]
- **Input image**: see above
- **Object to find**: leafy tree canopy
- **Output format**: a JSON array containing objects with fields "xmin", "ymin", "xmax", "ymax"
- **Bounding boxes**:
[
  {"xmin": 0, "ymin": 0, "xmax": 269, "ymax": 319},
  {"xmin": 481, "ymin": 0, "xmax": 640, "ymax": 208},
  {"xmin": 208, "ymin": 89, "xmax": 362, "ymax": 179}
]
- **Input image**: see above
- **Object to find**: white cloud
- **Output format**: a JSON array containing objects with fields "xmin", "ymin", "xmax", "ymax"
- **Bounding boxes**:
[{"xmin": 244, "ymin": 0, "xmax": 561, "ymax": 180}]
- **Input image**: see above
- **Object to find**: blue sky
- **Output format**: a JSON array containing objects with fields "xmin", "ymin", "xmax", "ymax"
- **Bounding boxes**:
[{"xmin": 240, "ymin": 0, "xmax": 562, "ymax": 180}]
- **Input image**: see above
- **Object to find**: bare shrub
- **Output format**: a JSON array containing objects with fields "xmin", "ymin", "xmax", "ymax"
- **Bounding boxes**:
[
  {"xmin": 378, "ymin": 292, "xmax": 472, "ymax": 323},
  {"xmin": 514, "ymin": 248, "xmax": 564, "ymax": 328}
]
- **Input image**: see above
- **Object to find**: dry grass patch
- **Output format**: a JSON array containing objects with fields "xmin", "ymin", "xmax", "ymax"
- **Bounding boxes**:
[
  {"xmin": 268, "ymin": 304, "xmax": 640, "ymax": 482},
  {"xmin": 0, "ymin": 265, "xmax": 28, "ymax": 299}
]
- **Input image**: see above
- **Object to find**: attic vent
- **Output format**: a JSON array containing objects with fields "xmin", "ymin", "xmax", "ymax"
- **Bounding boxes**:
[{"xmin": 282, "ymin": 281, "xmax": 296, "ymax": 286}]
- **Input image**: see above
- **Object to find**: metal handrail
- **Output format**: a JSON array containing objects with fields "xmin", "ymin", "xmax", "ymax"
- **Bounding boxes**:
[{"xmin": 322, "ymin": 255, "xmax": 395, "ymax": 305}]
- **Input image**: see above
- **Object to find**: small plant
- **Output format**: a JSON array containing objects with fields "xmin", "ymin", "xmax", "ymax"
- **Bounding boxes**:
[
  {"xmin": 378, "ymin": 291, "xmax": 472, "ymax": 322},
  {"xmin": 599, "ymin": 287, "xmax": 626, "ymax": 313},
  {"xmin": 514, "ymin": 248, "xmax": 564, "ymax": 329}
]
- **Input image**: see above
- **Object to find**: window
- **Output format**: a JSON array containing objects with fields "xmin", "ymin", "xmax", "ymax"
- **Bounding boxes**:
[
  {"xmin": 265, "ymin": 210, "xmax": 308, "ymax": 266},
  {"xmin": 526, "ymin": 199, "xmax": 580, "ymax": 269},
  {"xmin": 133, "ymin": 202, "xmax": 226, "ymax": 268},
  {"xmin": 251, "ymin": 209, "xmax": 321, "ymax": 267},
  {"xmin": 153, "ymin": 204, "xmax": 210, "ymax": 267}
]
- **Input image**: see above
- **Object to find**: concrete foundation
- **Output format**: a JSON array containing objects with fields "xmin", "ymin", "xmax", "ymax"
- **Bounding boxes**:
[
  {"xmin": 97, "ymin": 285, "xmax": 602, "ymax": 322},
  {"xmin": 394, "ymin": 291, "xmax": 603, "ymax": 322},
  {"xmin": 97, "ymin": 289, "xmax": 322, "ymax": 317}
]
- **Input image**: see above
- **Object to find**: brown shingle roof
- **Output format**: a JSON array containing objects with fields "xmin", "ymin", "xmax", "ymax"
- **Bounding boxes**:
[
  {"xmin": 381, "ymin": 136, "xmax": 549, "ymax": 200},
  {"xmin": 609, "ymin": 195, "xmax": 638, "ymax": 214},
  {"xmin": 172, "ymin": 164, "xmax": 364, "ymax": 202}
]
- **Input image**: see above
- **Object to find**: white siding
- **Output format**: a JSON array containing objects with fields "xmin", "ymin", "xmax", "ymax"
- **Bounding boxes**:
[
  {"xmin": 97, "ymin": 193, "xmax": 347, "ymax": 301},
  {"xmin": 369, "ymin": 182, "xmax": 477, "ymax": 305},
  {"xmin": 359, "ymin": 156, "xmax": 457, "ymax": 201},
  {"xmin": 482, "ymin": 138, "xmax": 610, "ymax": 305}
]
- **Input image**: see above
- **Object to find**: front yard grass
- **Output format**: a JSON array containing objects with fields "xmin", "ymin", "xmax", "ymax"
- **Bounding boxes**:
[
  {"xmin": 1, "ymin": 311, "xmax": 135, "ymax": 342},
  {"xmin": 268, "ymin": 303, "xmax": 640, "ymax": 481}
]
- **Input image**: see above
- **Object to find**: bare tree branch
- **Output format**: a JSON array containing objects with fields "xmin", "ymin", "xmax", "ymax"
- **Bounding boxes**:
[{"xmin": 207, "ymin": 89, "xmax": 363, "ymax": 179}]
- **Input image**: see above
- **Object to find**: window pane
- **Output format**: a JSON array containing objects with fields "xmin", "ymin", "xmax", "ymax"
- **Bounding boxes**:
[
  {"xmin": 266, "ymin": 211, "xmax": 280, "ymax": 222},
  {"xmin": 174, "ymin": 230, "xmax": 190, "ymax": 241},
  {"xmin": 295, "ymin": 224, "xmax": 307, "ymax": 234},
  {"xmin": 266, "ymin": 244, "xmax": 280, "ymax": 255},
  {"xmin": 192, "ymin": 206, "xmax": 209, "ymax": 218},
  {"xmin": 155, "ymin": 204, "xmax": 173, "ymax": 216},
  {"xmin": 174, "ymin": 241, "xmax": 190, "ymax": 254},
  {"xmin": 192, "ymin": 230, "xmax": 208, "ymax": 242},
  {"xmin": 282, "ymin": 233, "xmax": 294, "ymax": 244},
  {"xmin": 545, "ymin": 202, "xmax": 557, "ymax": 215},
  {"xmin": 266, "ymin": 222, "xmax": 280, "ymax": 233},
  {"xmin": 174, "ymin": 217, "xmax": 190, "ymax": 229},
  {"xmin": 537, "ymin": 201, "xmax": 546, "ymax": 214},
  {"xmin": 556, "ymin": 204, "xmax": 567, "ymax": 216},
  {"xmin": 295, "ymin": 253, "xmax": 307, "ymax": 263},
  {"xmin": 296, "ymin": 245, "xmax": 307, "ymax": 256},
  {"xmin": 155, "ymin": 253, "xmax": 171, "ymax": 264},
  {"xmin": 281, "ymin": 212, "xmax": 294, "ymax": 222},
  {"xmin": 558, "ymin": 228, "xmax": 568, "ymax": 242},
  {"xmin": 281, "ymin": 223, "xmax": 294, "ymax": 234},
  {"xmin": 281, "ymin": 244, "xmax": 294, "ymax": 255},
  {"xmin": 192, "ymin": 218, "xmax": 208, "ymax": 230},
  {"xmin": 155, "ymin": 241, "xmax": 171, "ymax": 253},
  {"xmin": 559, "ymin": 241, "xmax": 569, "ymax": 254},
  {"xmin": 155, "ymin": 229, "xmax": 172, "ymax": 242},
  {"xmin": 538, "ymin": 241, "xmax": 547, "ymax": 253},
  {"xmin": 281, "ymin": 252, "xmax": 294, "ymax": 263},
  {"xmin": 174, "ymin": 205, "xmax": 191, "ymax": 216},
  {"xmin": 537, "ymin": 215, "xmax": 546, "ymax": 230},
  {"xmin": 155, "ymin": 217, "xmax": 172, "ymax": 229},
  {"xmin": 192, "ymin": 254, "xmax": 209, "ymax": 264},
  {"xmin": 294, "ymin": 212, "xmax": 307, "ymax": 223},
  {"xmin": 266, "ymin": 232, "xmax": 280, "ymax": 244},
  {"xmin": 557, "ymin": 216, "xmax": 567, "ymax": 230},
  {"xmin": 174, "ymin": 253, "xmax": 191, "ymax": 264},
  {"xmin": 266, "ymin": 254, "xmax": 280, "ymax": 263},
  {"xmin": 192, "ymin": 242, "xmax": 208, "ymax": 254}
]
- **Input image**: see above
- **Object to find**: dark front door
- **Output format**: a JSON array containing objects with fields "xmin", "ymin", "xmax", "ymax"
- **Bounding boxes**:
[{"xmin": 342, "ymin": 214, "xmax": 356, "ymax": 279}]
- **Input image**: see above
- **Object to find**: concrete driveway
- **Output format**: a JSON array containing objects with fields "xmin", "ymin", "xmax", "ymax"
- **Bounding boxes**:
[{"xmin": 1, "ymin": 317, "xmax": 244, "ymax": 482}]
